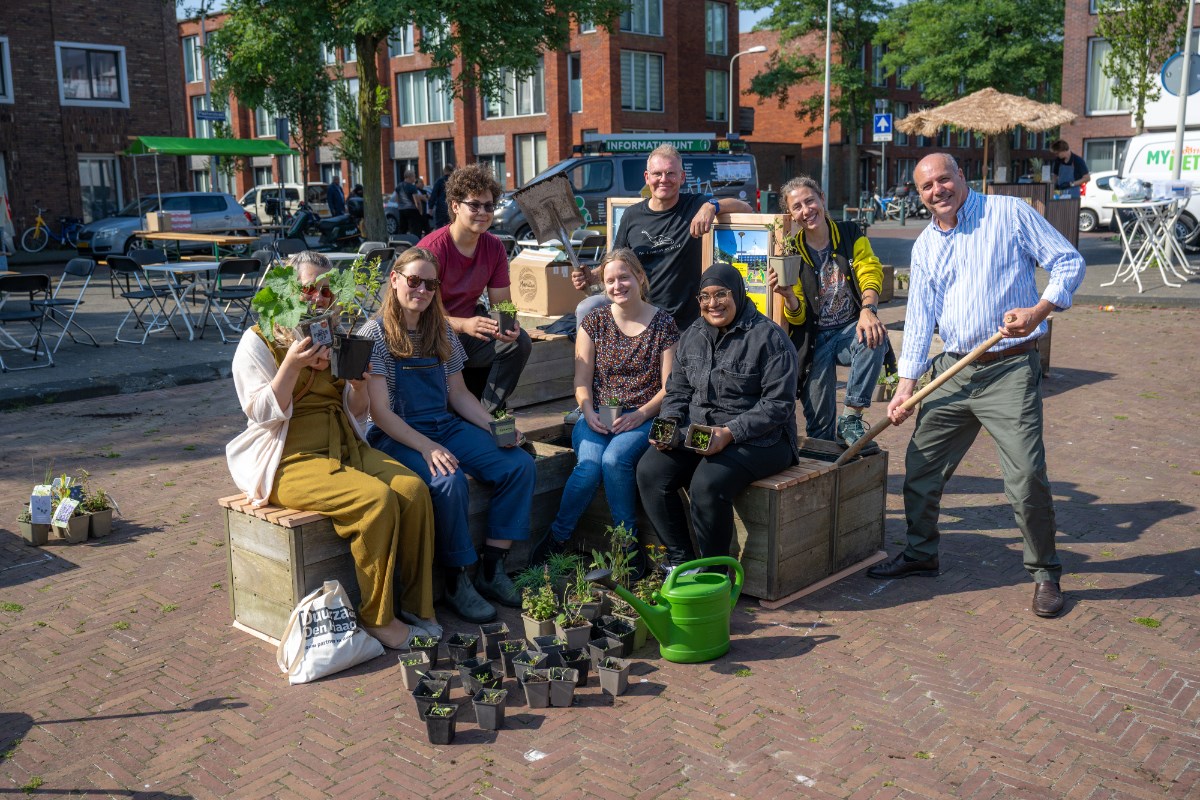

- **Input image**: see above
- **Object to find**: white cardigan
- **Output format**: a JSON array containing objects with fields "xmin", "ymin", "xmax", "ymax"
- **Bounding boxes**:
[{"xmin": 226, "ymin": 330, "xmax": 368, "ymax": 507}]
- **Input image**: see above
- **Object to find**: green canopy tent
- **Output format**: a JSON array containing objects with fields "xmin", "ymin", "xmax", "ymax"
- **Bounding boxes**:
[{"xmin": 123, "ymin": 135, "xmax": 297, "ymax": 213}]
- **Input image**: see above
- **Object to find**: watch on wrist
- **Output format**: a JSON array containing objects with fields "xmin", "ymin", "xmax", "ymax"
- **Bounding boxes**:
[
  {"xmin": 863, "ymin": 303, "xmax": 879, "ymax": 315},
  {"xmin": 708, "ymin": 198, "xmax": 721, "ymax": 214}
]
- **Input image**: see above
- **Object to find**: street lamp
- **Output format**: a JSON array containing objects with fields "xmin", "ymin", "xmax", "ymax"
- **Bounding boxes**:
[{"xmin": 728, "ymin": 45, "xmax": 768, "ymax": 138}]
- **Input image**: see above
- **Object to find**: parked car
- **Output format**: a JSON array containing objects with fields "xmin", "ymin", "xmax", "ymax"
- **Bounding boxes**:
[
  {"xmin": 1078, "ymin": 169, "xmax": 1118, "ymax": 234},
  {"xmin": 76, "ymin": 192, "xmax": 257, "ymax": 256},
  {"xmin": 239, "ymin": 183, "xmax": 330, "ymax": 224}
]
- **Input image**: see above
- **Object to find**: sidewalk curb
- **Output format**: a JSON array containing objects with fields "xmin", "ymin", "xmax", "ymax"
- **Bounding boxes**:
[
  {"xmin": 1072, "ymin": 292, "xmax": 1200, "ymax": 309},
  {"xmin": 0, "ymin": 360, "xmax": 234, "ymax": 411}
]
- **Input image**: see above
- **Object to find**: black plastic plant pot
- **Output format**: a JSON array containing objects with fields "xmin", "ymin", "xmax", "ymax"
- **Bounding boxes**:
[
  {"xmin": 587, "ymin": 636, "xmax": 625, "ymax": 670},
  {"xmin": 684, "ymin": 423, "xmax": 715, "ymax": 453},
  {"xmin": 411, "ymin": 679, "xmax": 450, "ymax": 718},
  {"xmin": 614, "ymin": 612, "xmax": 648, "ymax": 650},
  {"xmin": 425, "ymin": 669, "xmax": 456, "ymax": 690},
  {"xmin": 498, "ymin": 639, "xmax": 528, "ymax": 678},
  {"xmin": 548, "ymin": 668, "xmax": 579, "ymax": 707},
  {"xmin": 490, "ymin": 416, "xmax": 518, "ymax": 447},
  {"xmin": 456, "ymin": 656, "xmax": 490, "ymax": 685},
  {"xmin": 555, "ymin": 618, "xmax": 594, "ymax": 651},
  {"xmin": 408, "ymin": 636, "xmax": 441, "ymax": 670},
  {"xmin": 519, "ymin": 669, "xmax": 552, "ymax": 709},
  {"xmin": 512, "ymin": 649, "xmax": 549, "ymax": 674},
  {"xmin": 461, "ymin": 662, "xmax": 501, "ymax": 696},
  {"xmin": 330, "ymin": 332, "xmax": 374, "ymax": 380},
  {"xmin": 648, "ymin": 417, "xmax": 679, "ymax": 447},
  {"xmin": 532, "ymin": 635, "xmax": 568, "ymax": 667},
  {"xmin": 423, "ymin": 703, "xmax": 459, "ymax": 745},
  {"xmin": 602, "ymin": 618, "xmax": 637, "ymax": 658},
  {"xmin": 397, "ymin": 650, "xmax": 431, "ymax": 691},
  {"xmin": 597, "ymin": 657, "xmax": 631, "ymax": 697},
  {"xmin": 479, "ymin": 622, "xmax": 510, "ymax": 660},
  {"xmin": 472, "ymin": 688, "xmax": 508, "ymax": 731},
  {"xmin": 559, "ymin": 648, "xmax": 591, "ymax": 687},
  {"xmin": 293, "ymin": 309, "xmax": 338, "ymax": 349},
  {"xmin": 488, "ymin": 308, "xmax": 517, "ymax": 336},
  {"xmin": 445, "ymin": 632, "xmax": 479, "ymax": 664}
]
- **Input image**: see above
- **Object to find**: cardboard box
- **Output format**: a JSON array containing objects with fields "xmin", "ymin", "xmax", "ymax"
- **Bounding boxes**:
[
  {"xmin": 509, "ymin": 250, "xmax": 579, "ymax": 316},
  {"xmin": 144, "ymin": 212, "xmax": 173, "ymax": 232}
]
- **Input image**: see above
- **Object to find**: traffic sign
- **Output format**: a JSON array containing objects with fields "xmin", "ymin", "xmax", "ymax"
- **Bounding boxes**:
[
  {"xmin": 196, "ymin": 109, "xmax": 227, "ymax": 122},
  {"xmin": 873, "ymin": 113, "xmax": 893, "ymax": 143},
  {"xmin": 1162, "ymin": 52, "xmax": 1200, "ymax": 97}
]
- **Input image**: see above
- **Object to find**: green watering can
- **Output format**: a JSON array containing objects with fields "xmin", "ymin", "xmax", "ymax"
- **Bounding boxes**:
[{"xmin": 587, "ymin": 556, "xmax": 743, "ymax": 664}]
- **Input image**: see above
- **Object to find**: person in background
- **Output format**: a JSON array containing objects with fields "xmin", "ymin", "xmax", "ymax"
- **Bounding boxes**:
[
  {"xmin": 326, "ymin": 174, "xmax": 346, "ymax": 217},
  {"xmin": 1049, "ymin": 140, "xmax": 1090, "ymax": 199},
  {"xmin": 531, "ymin": 249, "xmax": 679, "ymax": 572},
  {"xmin": 226, "ymin": 250, "xmax": 438, "ymax": 647},
  {"xmin": 395, "ymin": 169, "xmax": 423, "ymax": 236},
  {"xmin": 867, "ymin": 153, "xmax": 1086, "ymax": 621},
  {"xmin": 430, "ymin": 164, "xmax": 454, "ymax": 230},
  {"xmin": 414, "ymin": 177, "xmax": 430, "ymax": 235},
  {"xmin": 362, "ymin": 247, "xmax": 535, "ymax": 623},
  {"xmin": 418, "ymin": 164, "xmax": 531, "ymax": 414}
]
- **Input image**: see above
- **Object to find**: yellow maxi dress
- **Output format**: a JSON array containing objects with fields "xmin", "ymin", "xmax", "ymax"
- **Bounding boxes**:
[{"xmin": 261, "ymin": 330, "xmax": 435, "ymax": 626}]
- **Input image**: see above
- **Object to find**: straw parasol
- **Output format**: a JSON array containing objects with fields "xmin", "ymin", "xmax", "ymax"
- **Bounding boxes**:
[{"xmin": 896, "ymin": 88, "xmax": 1076, "ymax": 190}]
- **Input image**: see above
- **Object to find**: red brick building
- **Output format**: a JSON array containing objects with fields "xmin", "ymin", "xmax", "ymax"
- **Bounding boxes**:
[
  {"xmin": 0, "ymin": 0, "xmax": 186, "ymax": 232},
  {"xmin": 179, "ymin": 1, "xmax": 744, "ymax": 198}
]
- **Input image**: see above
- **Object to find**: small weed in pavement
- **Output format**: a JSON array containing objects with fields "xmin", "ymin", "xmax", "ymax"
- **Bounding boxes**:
[
  {"xmin": 22, "ymin": 776, "xmax": 43, "ymax": 793},
  {"xmin": 1105, "ymin": 653, "xmax": 1119, "ymax": 661},
  {"xmin": 161, "ymin": 603, "xmax": 179, "ymax": 613},
  {"xmin": 0, "ymin": 602, "xmax": 24, "ymax": 613},
  {"xmin": 734, "ymin": 668, "xmax": 752, "ymax": 677},
  {"xmin": 100, "ymin": 449, "xmax": 120, "ymax": 458},
  {"xmin": 1133, "ymin": 617, "xmax": 1161, "ymax": 628},
  {"xmin": 113, "ymin": 621, "xmax": 131, "ymax": 631},
  {"xmin": 183, "ymin": 445, "xmax": 197, "ymax": 451},
  {"xmin": 914, "ymin": 751, "xmax": 932, "ymax": 759}
]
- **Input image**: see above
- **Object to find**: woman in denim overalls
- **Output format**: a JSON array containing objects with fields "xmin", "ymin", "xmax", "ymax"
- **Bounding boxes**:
[{"xmin": 362, "ymin": 247, "xmax": 535, "ymax": 624}]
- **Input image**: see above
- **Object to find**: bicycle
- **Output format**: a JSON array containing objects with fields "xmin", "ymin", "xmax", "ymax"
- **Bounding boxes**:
[{"xmin": 21, "ymin": 204, "xmax": 84, "ymax": 252}]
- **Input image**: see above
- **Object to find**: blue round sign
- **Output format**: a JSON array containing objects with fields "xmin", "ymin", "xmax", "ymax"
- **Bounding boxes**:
[{"xmin": 1161, "ymin": 52, "xmax": 1200, "ymax": 97}]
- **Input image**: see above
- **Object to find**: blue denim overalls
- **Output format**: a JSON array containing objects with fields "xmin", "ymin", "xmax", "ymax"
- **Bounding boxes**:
[{"xmin": 366, "ymin": 355, "xmax": 534, "ymax": 567}]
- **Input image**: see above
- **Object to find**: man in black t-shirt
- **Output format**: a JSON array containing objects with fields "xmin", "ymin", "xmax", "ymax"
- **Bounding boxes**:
[
  {"xmin": 1049, "ymin": 140, "xmax": 1090, "ymax": 200},
  {"xmin": 572, "ymin": 144, "xmax": 752, "ymax": 331}
]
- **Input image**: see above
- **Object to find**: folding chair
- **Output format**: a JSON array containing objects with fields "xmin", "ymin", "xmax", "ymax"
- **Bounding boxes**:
[
  {"xmin": 0, "ymin": 274, "xmax": 55, "ymax": 372},
  {"xmin": 389, "ymin": 234, "xmax": 419, "ymax": 248},
  {"xmin": 106, "ymin": 247, "xmax": 167, "ymax": 298},
  {"xmin": 33, "ymin": 257, "xmax": 100, "ymax": 353},
  {"xmin": 275, "ymin": 237, "xmax": 308, "ymax": 258},
  {"xmin": 359, "ymin": 247, "xmax": 396, "ymax": 314},
  {"xmin": 198, "ymin": 258, "xmax": 261, "ymax": 343},
  {"xmin": 250, "ymin": 248, "xmax": 276, "ymax": 272},
  {"xmin": 358, "ymin": 241, "xmax": 387, "ymax": 254},
  {"xmin": 107, "ymin": 255, "xmax": 179, "ymax": 344},
  {"xmin": 576, "ymin": 233, "xmax": 606, "ymax": 262}
]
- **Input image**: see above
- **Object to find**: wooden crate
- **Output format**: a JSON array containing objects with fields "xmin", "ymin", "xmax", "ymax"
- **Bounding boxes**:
[
  {"xmin": 508, "ymin": 328, "xmax": 575, "ymax": 409},
  {"xmin": 220, "ymin": 433, "xmax": 576, "ymax": 641},
  {"xmin": 879, "ymin": 265, "xmax": 895, "ymax": 303}
]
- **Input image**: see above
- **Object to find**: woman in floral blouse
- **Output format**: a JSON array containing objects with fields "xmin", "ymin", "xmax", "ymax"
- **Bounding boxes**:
[{"xmin": 531, "ymin": 249, "xmax": 679, "ymax": 575}]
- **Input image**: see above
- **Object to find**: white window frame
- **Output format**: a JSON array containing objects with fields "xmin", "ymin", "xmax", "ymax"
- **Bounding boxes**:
[
  {"xmin": 254, "ymin": 106, "xmax": 275, "ymax": 138},
  {"xmin": 182, "ymin": 35, "xmax": 203, "ymax": 84},
  {"xmin": 55, "ymin": 41, "xmax": 130, "ymax": 109},
  {"xmin": 579, "ymin": 19, "xmax": 596, "ymax": 34},
  {"xmin": 1083, "ymin": 137, "xmax": 1130, "ymax": 173},
  {"xmin": 344, "ymin": 43, "xmax": 356, "ymax": 63},
  {"xmin": 568, "ymin": 53, "xmax": 583, "ymax": 114},
  {"xmin": 1086, "ymin": 38, "xmax": 1131, "ymax": 116},
  {"xmin": 872, "ymin": 44, "xmax": 886, "ymax": 87},
  {"xmin": 192, "ymin": 95, "xmax": 214, "ymax": 138},
  {"xmin": 516, "ymin": 133, "xmax": 547, "ymax": 187},
  {"xmin": 705, "ymin": 70, "xmax": 727, "ymax": 122},
  {"xmin": 327, "ymin": 78, "xmax": 359, "ymax": 132},
  {"xmin": 620, "ymin": 0, "xmax": 663, "ymax": 37},
  {"xmin": 705, "ymin": 2, "xmax": 728, "ymax": 56},
  {"xmin": 484, "ymin": 59, "xmax": 546, "ymax": 119},
  {"xmin": 620, "ymin": 50, "xmax": 664, "ymax": 113},
  {"xmin": 389, "ymin": 25, "xmax": 415, "ymax": 57},
  {"xmin": 321, "ymin": 43, "xmax": 338, "ymax": 65},
  {"xmin": 0, "ymin": 38, "xmax": 12, "ymax": 104},
  {"xmin": 396, "ymin": 70, "xmax": 454, "ymax": 126}
]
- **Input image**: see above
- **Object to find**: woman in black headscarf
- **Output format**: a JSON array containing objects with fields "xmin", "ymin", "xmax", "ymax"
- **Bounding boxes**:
[{"xmin": 635, "ymin": 262, "xmax": 799, "ymax": 568}]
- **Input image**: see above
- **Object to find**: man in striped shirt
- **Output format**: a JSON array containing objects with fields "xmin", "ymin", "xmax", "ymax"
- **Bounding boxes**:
[{"xmin": 867, "ymin": 153, "xmax": 1085, "ymax": 619}]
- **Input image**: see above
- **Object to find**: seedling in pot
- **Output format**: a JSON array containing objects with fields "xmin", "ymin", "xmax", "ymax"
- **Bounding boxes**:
[
  {"xmin": 559, "ymin": 647, "xmax": 591, "ymax": 686},
  {"xmin": 472, "ymin": 687, "xmax": 509, "ymax": 731},
  {"xmin": 547, "ymin": 667, "xmax": 579, "ymax": 707},
  {"xmin": 648, "ymin": 416, "xmax": 679, "ymax": 447},
  {"xmin": 445, "ymin": 632, "xmax": 479, "ymax": 663},
  {"xmin": 685, "ymin": 423, "xmax": 714, "ymax": 452},
  {"xmin": 519, "ymin": 668, "xmax": 551, "ymax": 709},
  {"xmin": 598, "ymin": 397, "xmax": 623, "ymax": 429},
  {"xmin": 498, "ymin": 638, "xmax": 528, "ymax": 678},
  {"xmin": 408, "ymin": 635, "xmax": 441, "ymax": 669},
  {"xmin": 598, "ymin": 656, "xmax": 631, "ymax": 696},
  {"xmin": 488, "ymin": 299, "xmax": 519, "ymax": 336},
  {"xmin": 489, "ymin": 409, "xmax": 519, "ymax": 447},
  {"xmin": 423, "ymin": 702, "xmax": 459, "ymax": 745},
  {"xmin": 520, "ymin": 567, "xmax": 560, "ymax": 640}
]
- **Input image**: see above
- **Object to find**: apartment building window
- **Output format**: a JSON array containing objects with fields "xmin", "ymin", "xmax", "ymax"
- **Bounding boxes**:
[
  {"xmin": 281, "ymin": 155, "xmax": 302, "ymax": 184},
  {"xmin": 484, "ymin": 59, "xmax": 545, "ymax": 119},
  {"xmin": 872, "ymin": 45, "xmax": 886, "ymax": 87},
  {"xmin": 78, "ymin": 155, "xmax": 121, "ymax": 223},
  {"xmin": 389, "ymin": 25, "xmax": 414, "ymax": 57},
  {"xmin": 705, "ymin": 3, "xmax": 728, "ymax": 56},
  {"xmin": 479, "ymin": 154, "xmax": 507, "ymax": 190},
  {"xmin": 569, "ymin": 53, "xmax": 583, "ymax": 113},
  {"xmin": 422, "ymin": 18, "xmax": 449, "ymax": 48},
  {"xmin": 621, "ymin": 0, "xmax": 663, "ymax": 36},
  {"xmin": 705, "ymin": 70, "xmax": 727, "ymax": 122},
  {"xmin": 897, "ymin": 65, "xmax": 910, "ymax": 90},
  {"xmin": 938, "ymin": 127, "xmax": 952, "ymax": 148},
  {"xmin": 959, "ymin": 130, "xmax": 971, "ymax": 148},
  {"xmin": 253, "ymin": 166, "xmax": 273, "ymax": 185},
  {"xmin": 192, "ymin": 95, "xmax": 214, "ymax": 138},
  {"xmin": 192, "ymin": 170, "xmax": 211, "ymax": 192},
  {"xmin": 327, "ymin": 78, "xmax": 359, "ymax": 131},
  {"xmin": 397, "ymin": 71, "xmax": 453, "ymax": 125},
  {"xmin": 182, "ymin": 35, "xmax": 203, "ymax": 84},
  {"xmin": 0, "ymin": 38, "xmax": 11, "ymax": 103},
  {"xmin": 344, "ymin": 43, "xmax": 356, "ymax": 63},
  {"xmin": 394, "ymin": 158, "xmax": 419, "ymax": 186},
  {"xmin": 321, "ymin": 43, "xmax": 338, "ymax": 65},
  {"xmin": 621, "ymin": 51, "xmax": 664, "ymax": 112},
  {"xmin": 894, "ymin": 102, "xmax": 908, "ymax": 145},
  {"xmin": 580, "ymin": 19, "xmax": 596, "ymax": 33},
  {"xmin": 56, "ymin": 42, "xmax": 128, "ymax": 108},
  {"xmin": 516, "ymin": 133, "xmax": 548, "ymax": 187},
  {"xmin": 428, "ymin": 139, "xmax": 454, "ymax": 179},
  {"xmin": 320, "ymin": 163, "xmax": 341, "ymax": 184},
  {"xmin": 254, "ymin": 106, "xmax": 274, "ymax": 138},
  {"xmin": 1086, "ymin": 39, "xmax": 1131, "ymax": 115},
  {"xmin": 1083, "ymin": 138, "xmax": 1129, "ymax": 172}
]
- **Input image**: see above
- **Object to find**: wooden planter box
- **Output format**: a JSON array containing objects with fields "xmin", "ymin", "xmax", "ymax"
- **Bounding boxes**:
[
  {"xmin": 221, "ymin": 430, "xmax": 576, "ymax": 642},
  {"xmin": 878, "ymin": 265, "xmax": 895, "ymax": 303}
]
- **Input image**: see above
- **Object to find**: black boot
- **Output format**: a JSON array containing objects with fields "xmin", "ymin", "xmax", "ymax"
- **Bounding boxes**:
[{"xmin": 474, "ymin": 546, "xmax": 521, "ymax": 608}]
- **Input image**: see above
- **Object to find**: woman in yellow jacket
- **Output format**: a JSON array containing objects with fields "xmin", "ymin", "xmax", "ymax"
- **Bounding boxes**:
[{"xmin": 767, "ymin": 175, "xmax": 889, "ymax": 448}]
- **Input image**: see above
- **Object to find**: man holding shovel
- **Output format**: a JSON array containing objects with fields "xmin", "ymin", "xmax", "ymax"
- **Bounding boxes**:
[{"xmin": 866, "ymin": 153, "xmax": 1085, "ymax": 619}]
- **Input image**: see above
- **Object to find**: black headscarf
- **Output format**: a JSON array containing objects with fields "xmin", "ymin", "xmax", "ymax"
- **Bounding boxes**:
[{"xmin": 698, "ymin": 262, "xmax": 752, "ymax": 330}]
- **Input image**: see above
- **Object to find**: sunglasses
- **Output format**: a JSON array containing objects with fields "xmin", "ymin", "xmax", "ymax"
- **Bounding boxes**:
[
  {"xmin": 460, "ymin": 200, "xmax": 496, "ymax": 214},
  {"xmin": 301, "ymin": 284, "xmax": 333, "ymax": 300},
  {"xmin": 399, "ymin": 273, "xmax": 440, "ymax": 291},
  {"xmin": 696, "ymin": 289, "xmax": 732, "ymax": 307}
]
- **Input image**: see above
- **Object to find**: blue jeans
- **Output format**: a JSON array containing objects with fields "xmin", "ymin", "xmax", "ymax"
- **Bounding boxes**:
[
  {"xmin": 802, "ymin": 319, "xmax": 887, "ymax": 441},
  {"xmin": 549, "ymin": 418, "xmax": 653, "ymax": 541}
]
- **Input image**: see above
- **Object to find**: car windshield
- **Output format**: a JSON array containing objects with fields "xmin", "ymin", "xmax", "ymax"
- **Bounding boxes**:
[{"xmin": 114, "ymin": 197, "xmax": 165, "ymax": 217}]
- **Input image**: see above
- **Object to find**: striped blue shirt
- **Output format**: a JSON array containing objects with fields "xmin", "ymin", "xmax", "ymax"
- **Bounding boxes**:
[{"xmin": 898, "ymin": 190, "xmax": 1086, "ymax": 379}]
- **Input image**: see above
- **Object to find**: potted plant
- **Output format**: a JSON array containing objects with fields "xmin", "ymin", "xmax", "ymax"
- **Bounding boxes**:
[
  {"xmin": 520, "ymin": 569, "xmax": 559, "ymax": 641},
  {"xmin": 445, "ymin": 632, "xmax": 480, "ymax": 664},
  {"xmin": 80, "ymin": 487, "xmax": 115, "ymax": 538},
  {"xmin": 598, "ymin": 397, "xmax": 623, "ymax": 429},
  {"xmin": 624, "ymin": 544, "xmax": 667, "ymax": 648},
  {"xmin": 512, "ymin": 649, "xmax": 548, "ymax": 675},
  {"xmin": 895, "ymin": 271, "xmax": 910, "ymax": 291},
  {"xmin": 47, "ymin": 473, "xmax": 88, "ymax": 544},
  {"xmin": 425, "ymin": 669, "xmax": 456, "ymax": 689},
  {"xmin": 423, "ymin": 702, "xmax": 459, "ymax": 745},
  {"xmin": 767, "ymin": 217, "xmax": 803, "ymax": 287},
  {"xmin": 519, "ymin": 668, "xmax": 551, "ymax": 708},
  {"xmin": 489, "ymin": 409, "xmax": 518, "ymax": 447},
  {"xmin": 532, "ymin": 635, "xmax": 568, "ymax": 667},
  {"xmin": 498, "ymin": 638, "xmax": 527, "ymax": 678},
  {"xmin": 559, "ymin": 648, "xmax": 591, "ymax": 687},
  {"xmin": 684, "ymin": 423, "xmax": 715, "ymax": 453},
  {"xmin": 460, "ymin": 660, "xmax": 502, "ymax": 696},
  {"xmin": 478, "ymin": 621, "xmax": 510, "ymax": 660},
  {"xmin": 588, "ymin": 635, "xmax": 624, "ymax": 670},
  {"xmin": 488, "ymin": 299, "xmax": 519, "ymax": 336},
  {"xmin": 564, "ymin": 563, "xmax": 603, "ymax": 622},
  {"xmin": 597, "ymin": 657, "xmax": 631, "ymax": 697},
  {"xmin": 875, "ymin": 369, "xmax": 900, "ymax": 402},
  {"xmin": 397, "ymin": 650, "xmax": 431, "ymax": 691},
  {"xmin": 472, "ymin": 687, "xmax": 508, "ymax": 731},
  {"xmin": 15, "ymin": 507, "xmax": 50, "ymax": 547},
  {"xmin": 408, "ymin": 635, "xmax": 441, "ymax": 669},
  {"xmin": 548, "ymin": 667, "xmax": 579, "ymax": 707},
  {"xmin": 326, "ymin": 256, "xmax": 383, "ymax": 380},
  {"xmin": 648, "ymin": 416, "xmax": 680, "ymax": 448},
  {"xmin": 411, "ymin": 676, "xmax": 451, "ymax": 718},
  {"xmin": 554, "ymin": 597, "xmax": 593, "ymax": 651},
  {"xmin": 602, "ymin": 617, "xmax": 636, "ymax": 658}
]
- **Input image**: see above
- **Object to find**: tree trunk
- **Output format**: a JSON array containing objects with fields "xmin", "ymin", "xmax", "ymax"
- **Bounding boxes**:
[
  {"xmin": 992, "ymin": 134, "xmax": 1012, "ymax": 184},
  {"xmin": 357, "ymin": 32, "xmax": 387, "ymax": 244}
]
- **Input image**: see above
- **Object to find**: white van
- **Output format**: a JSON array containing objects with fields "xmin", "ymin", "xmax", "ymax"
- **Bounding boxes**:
[
  {"xmin": 239, "ymin": 182, "xmax": 330, "ymax": 224},
  {"xmin": 1118, "ymin": 131, "xmax": 1200, "ymax": 250}
]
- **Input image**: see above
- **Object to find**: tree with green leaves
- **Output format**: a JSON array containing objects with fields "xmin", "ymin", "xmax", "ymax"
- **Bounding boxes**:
[
  {"xmin": 876, "ymin": 0, "xmax": 1065, "ymax": 175},
  {"xmin": 743, "ymin": 0, "xmax": 889, "ymax": 203},
  {"xmin": 1095, "ymin": 0, "xmax": 1187, "ymax": 134}
]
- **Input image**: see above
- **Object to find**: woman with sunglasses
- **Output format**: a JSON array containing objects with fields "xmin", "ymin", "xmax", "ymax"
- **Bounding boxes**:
[
  {"xmin": 635, "ymin": 262, "xmax": 799, "ymax": 569},
  {"xmin": 227, "ymin": 251, "xmax": 437, "ymax": 649},
  {"xmin": 360, "ymin": 247, "xmax": 536, "ymax": 624},
  {"xmin": 530, "ymin": 249, "xmax": 679, "ymax": 573}
]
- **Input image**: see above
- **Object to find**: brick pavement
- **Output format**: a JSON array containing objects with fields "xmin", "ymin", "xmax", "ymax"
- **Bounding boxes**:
[{"xmin": 1, "ymin": 306, "xmax": 1198, "ymax": 799}]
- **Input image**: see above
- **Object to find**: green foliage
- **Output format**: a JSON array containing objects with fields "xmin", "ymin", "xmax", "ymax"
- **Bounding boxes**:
[
  {"xmin": 1132, "ymin": 617, "xmax": 1161, "ymax": 628},
  {"xmin": 478, "ymin": 688, "xmax": 506, "ymax": 704},
  {"xmin": 16, "ymin": 507, "xmax": 31, "ymax": 523},
  {"xmin": 426, "ymin": 703, "xmax": 455, "ymax": 717},
  {"xmin": 80, "ymin": 488, "xmax": 113, "ymax": 513},
  {"xmin": 590, "ymin": 522, "xmax": 638, "ymax": 589},
  {"xmin": 521, "ymin": 569, "xmax": 560, "ymax": 621},
  {"xmin": 632, "ymin": 545, "xmax": 668, "ymax": 604},
  {"xmin": 252, "ymin": 267, "xmax": 308, "ymax": 341},
  {"xmin": 326, "ymin": 256, "xmax": 383, "ymax": 330},
  {"xmin": 1095, "ymin": 0, "xmax": 1186, "ymax": 133},
  {"xmin": 490, "ymin": 300, "xmax": 519, "ymax": 315}
]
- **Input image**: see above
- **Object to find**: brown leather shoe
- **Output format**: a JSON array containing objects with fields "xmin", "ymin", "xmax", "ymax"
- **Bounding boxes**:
[
  {"xmin": 1032, "ymin": 581, "xmax": 1064, "ymax": 617},
  {"xmin": 866, "ymin": 551, "xmax": 940, "ymax": 579}
]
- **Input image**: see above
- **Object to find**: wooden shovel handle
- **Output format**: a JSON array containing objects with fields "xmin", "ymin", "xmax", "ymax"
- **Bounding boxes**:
[{"xmin": 833, "ymin": 330, "xmax": 1006, "ymax": 466}]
